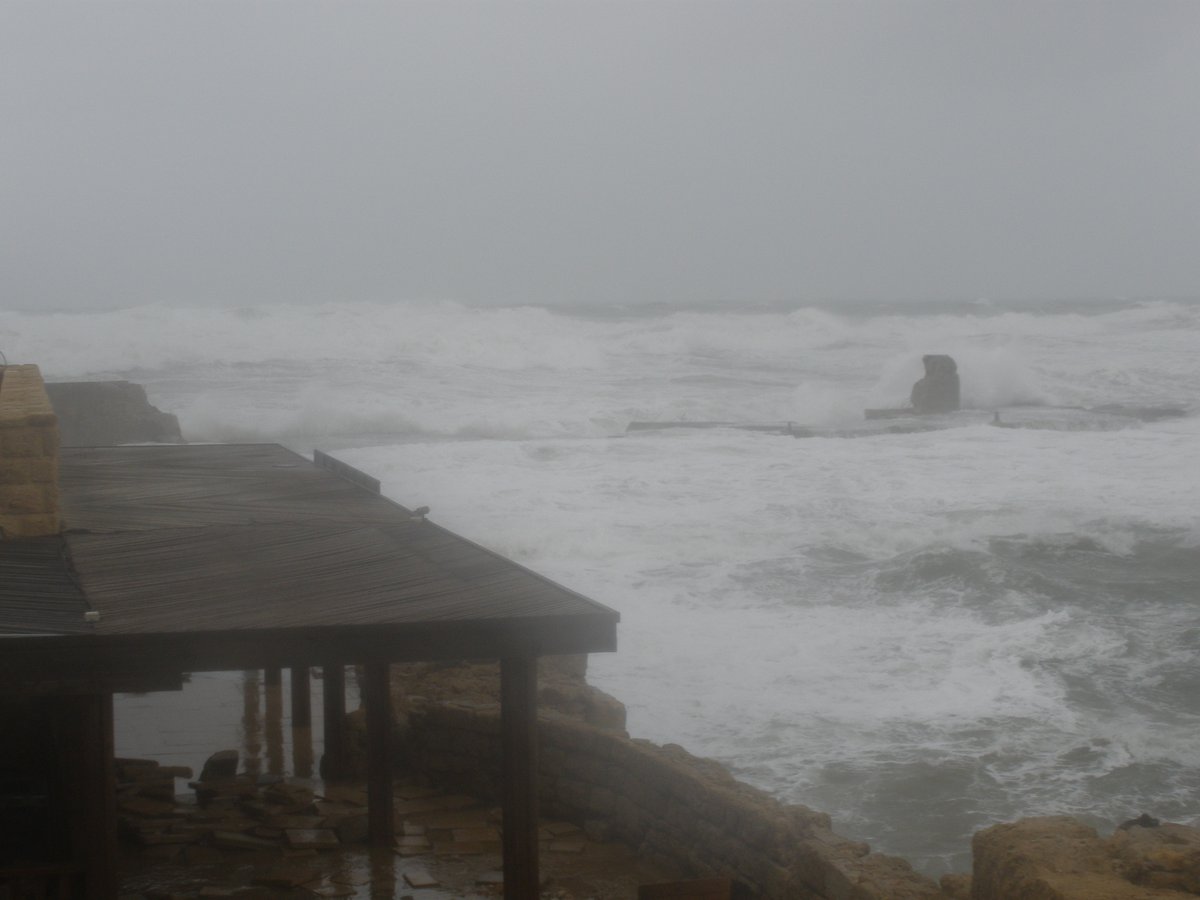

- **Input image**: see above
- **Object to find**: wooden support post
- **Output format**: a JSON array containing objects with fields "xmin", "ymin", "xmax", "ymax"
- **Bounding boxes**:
[
  {"xmin": 264, "ymin": 666, "xmax": 282, "ymax": 687},
  {"xmin": 290, "ymin": 667, "xmax": 313, "ymax": 777},
  {"xmin": 321, "ymin": 664, "xmax": 347, "ymax": 779},
  {"xmin": 88, "ymin": 693, "xmax": 117, "ymax": 900},
  {"xmin": 363, "ymin": 662, "xmax": 394, "ymax": 846},
  {"xmin": 242, "ymin": 669, "xmax": 262, "ymax": 778},
  {"xmin": 64, "ymin": 693, "xmax": 117, "ymax": 900},
  {"xmin": 501, "ymin": 655, "xmax": 539, "ymax": 900},
  {"xmin": 290, "ymin": 666, "xmax": 311, "ymax": 728},
  {"xmin": 265, "ymin": 670, "xmax": 284, "ymax": 776}
]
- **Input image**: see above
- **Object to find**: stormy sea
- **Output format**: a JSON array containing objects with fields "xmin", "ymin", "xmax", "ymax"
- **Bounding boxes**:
[{"xmin": 4, "ymin": 297, "xmax": 1198, "ymax": 876}]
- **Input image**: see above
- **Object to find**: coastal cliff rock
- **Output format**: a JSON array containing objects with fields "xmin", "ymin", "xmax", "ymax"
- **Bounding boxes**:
[
  {"xmin": 971, "ymin": 816, "xmax": 1200, "ymax": 899},
  {"xmin": 45, "ymin": 380, "xmax": 183, "ymax": 446},
  {"xmin": 910, "ymin": 354, "xmax": 961, "ymax": 414},
  {"xmin": 365, "ymin": 658, "xmax": 948, "ymax": 900},
  {"xmin": 385, "ymin": 654, "xmax": 627, "ymax": 733}
]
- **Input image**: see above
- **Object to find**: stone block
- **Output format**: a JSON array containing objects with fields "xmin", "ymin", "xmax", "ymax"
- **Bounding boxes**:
[
  {"xmin": 403, "ymin": 866, "xmax": 439, "ymax": 888},
  {"xmin": 0, "ymin": 426, "xmax": 43, "ymax": 458},
  {"xmin": 0, "ymin": 483, "xmax": 51, "ymax": 514},
  {"xmin": 0, "ymin": 513, "xmax": 59, "ymax": 538},
  {"xmin": 0, "ymin": 459, "xmax": 30, "ymax": 485},
  {"xmin": 25, "ymin": 456, "xmax": 57, "ymax": 484},
  {"xmin": 39, "ymin": 425, "xmax": 59, "ymax": 456}
]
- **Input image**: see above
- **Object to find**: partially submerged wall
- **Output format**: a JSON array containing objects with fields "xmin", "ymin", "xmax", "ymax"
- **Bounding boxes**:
[
  {"xmin": 0, "ymin": 365, "xmax": 60, "ymax": 539},
  {"xmin": 388, "ymin": 682, "xmax": 946, "ymax": 900}
]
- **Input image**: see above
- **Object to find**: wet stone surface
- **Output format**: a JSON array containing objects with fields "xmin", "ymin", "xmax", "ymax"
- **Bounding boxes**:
[{"xmin": 117, "ymin": 759, "xmax": 667, "ymax": 899}]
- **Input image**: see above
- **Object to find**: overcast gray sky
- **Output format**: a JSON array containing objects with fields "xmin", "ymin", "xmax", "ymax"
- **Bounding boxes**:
[{"xmin": 2, "ymin": 1, "xmax": 1198, "ymax": 310}]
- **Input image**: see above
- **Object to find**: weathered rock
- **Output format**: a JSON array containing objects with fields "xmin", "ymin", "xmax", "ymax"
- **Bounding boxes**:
[
  {"xmin": 211, "ymin": 830, "xmax": 280, "ymax": 852},
  {"xmin": 971, "ymin": 816, "xmax": 1197, "ymax": 899},
  {"xmin": 331, "ymin": 814, "xmax": 369, "ymax": 844},
  {"xmin": 284, "ymin": 828, "xmax": 340, "ymax": 850},
  {"xmin": 940, "ymin": 872, "xmax": 971, "ymax": 899},
  {"xmin": 45, "ymin": 380, "xmax": 183, "ymax": 446},
  {"xmin": 1109, "ymin": 822, "xmax": 1200, "ymax": 894},
  {"xmin": 910, "ymin": 355, "xmax": 960, "ymax": 414},
  {"xmin": 199, "ymin": 749, "xmax": 239, "ymax": 781}
]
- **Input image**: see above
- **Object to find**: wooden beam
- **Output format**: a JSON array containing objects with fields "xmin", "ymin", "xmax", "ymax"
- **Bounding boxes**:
[
  {"xmin": 501, "ymin": 655, "xmax": 539, "ymax": 900},
  {"xmin": 321, "ymin": 665, "xmax": 347, "ymax": 779},
  {"xmin": 363, "ymin": 662, "xmax": 394, "ymax": 846},
  {"xmin": 0, "ymin": 616, "xmax": 618, "ymax": 683}
]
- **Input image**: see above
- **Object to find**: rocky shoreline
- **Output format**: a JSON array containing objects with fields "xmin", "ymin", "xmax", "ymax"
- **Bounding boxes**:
[
  {"xmin": 368, "ymin": 657, "xmax": 1200, "ymax": 900},
  {"xmin": 110, "ymin": 652, "xmax": 1200, "ymax": 898}
]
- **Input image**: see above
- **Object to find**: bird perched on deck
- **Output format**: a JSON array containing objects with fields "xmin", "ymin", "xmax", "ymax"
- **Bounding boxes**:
[{"xmin": 410, "ymin": 505, "xmax": 430, "ymax": 521}]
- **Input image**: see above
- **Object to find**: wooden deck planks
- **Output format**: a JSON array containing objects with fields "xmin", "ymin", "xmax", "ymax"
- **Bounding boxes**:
[
  {"xmin": 37, "ymin": 444, "xmax": 618, "ymax": 639},
  {"xmin": 0, "ymin": 537, "xmax": 93, "ymax": 635}
]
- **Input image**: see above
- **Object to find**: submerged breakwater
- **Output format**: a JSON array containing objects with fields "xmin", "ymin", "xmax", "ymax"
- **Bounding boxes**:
[{"xmin": 10, "ymin": 296, "xmax": 1200, "ymax": 876}]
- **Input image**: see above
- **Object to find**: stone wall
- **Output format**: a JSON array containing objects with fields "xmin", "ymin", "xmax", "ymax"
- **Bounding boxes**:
[
  {"xmin": 391, "ymin": 695, "xmax": 947, "ymax": 900},
  {"xmin": 0, "ymin": 364, "xmax": 60, "ymax": 539}
]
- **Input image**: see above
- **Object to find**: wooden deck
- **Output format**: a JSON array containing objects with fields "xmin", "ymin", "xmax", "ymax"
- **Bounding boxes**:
[
  {"xmin": 2, "ymin": 441, "xmax": 595, "ymax": 898},
  {"xmin": 0, "ymin": 537, "xmax": 91, "ymax": 635},
  {"xmin": 1, "ymin": 443, "xmax": 619, "ymax": 680}
]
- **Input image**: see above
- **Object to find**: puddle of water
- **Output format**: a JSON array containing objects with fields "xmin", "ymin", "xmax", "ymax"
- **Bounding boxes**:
[{"xmin": 115, "ymin": 668, "xmax": 360, "ymax": 789}]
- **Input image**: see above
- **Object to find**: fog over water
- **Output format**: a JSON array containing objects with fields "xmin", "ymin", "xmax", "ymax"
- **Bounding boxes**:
[
  {"xmin": 3, "ymin": 1, "xmax": 1199, "ymax": 309},
  {"xmin": 3, "ymin": 0, "xmax": 1200, "ymax": 881}
]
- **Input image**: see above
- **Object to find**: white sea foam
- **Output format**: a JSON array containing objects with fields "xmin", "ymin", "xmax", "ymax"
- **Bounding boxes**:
[{"xmin": 4, "ymin": 296, "xmax": 1198, "ymax": 874}]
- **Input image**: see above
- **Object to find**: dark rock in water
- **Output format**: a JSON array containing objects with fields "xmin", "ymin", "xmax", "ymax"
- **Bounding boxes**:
[
  {"xmin": 199, "ymin": 749, "xmax": 239, "ymax": 781},
  {"xmin": 45, "ymin": 380, "xmax": 183, "ymax": 446},
  {"xmin": 910, "ymin": 354, "xmax": 960, "ymax": 414},
  {"xmin": 1117, "ymin": 813, "xmax": 1160, "ymax": 830}
]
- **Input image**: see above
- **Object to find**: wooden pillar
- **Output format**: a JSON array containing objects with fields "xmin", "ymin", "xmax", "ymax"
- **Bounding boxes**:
[
  {"xmin": 501, "ymin": 655, "xmax": 539, "ymax": 900},
  {"xmin": 63, "ymin": 693, "xmax": 117, "ymax": 900},
  {"xmin": 290, "ymin": 667, "xmax": 314, "ymax": 778},
  {"xmin": 264, "ymin": 669, "xmax": 284, "ymax": 776},
  {"xmin": 363, "ymin": 662, "xmax": 394, "ymax": 846},
  {"xmin": 321, "ymin": 664, "xmax": 347, "ymax": 779},
  {"xmin": 290, "ymin": 667, "xmax": 311, "ymax": 728},
  {"xmin": 242, "ymin": 669, "xmax": 262, "ymax": 778}
]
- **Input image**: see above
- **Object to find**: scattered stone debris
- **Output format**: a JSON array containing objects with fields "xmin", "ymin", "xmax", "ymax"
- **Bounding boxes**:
[
  {"xmin": 119, "ymin": 760, "xmax": 672, "ymax": 899},
  {"xmin": 402, "ymin": 865, "xmax": 439, "ymax": 888}
]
